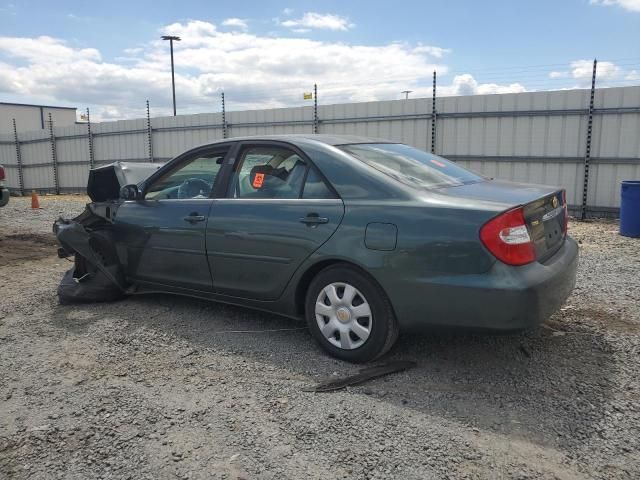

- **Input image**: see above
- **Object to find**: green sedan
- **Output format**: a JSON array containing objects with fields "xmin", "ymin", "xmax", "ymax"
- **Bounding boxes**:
[{"xmin": 55, "ymin": 135, "xmax": 578, "ymax": 363}]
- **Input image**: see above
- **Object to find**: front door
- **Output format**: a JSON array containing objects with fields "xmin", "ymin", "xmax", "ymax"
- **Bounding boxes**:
[
  {"xmin": 114, "ymin": 146, "xmax": 230, "ymax": 291},
  {"xmin": 206, "ymin": 143, "xmax": 344, "ymax": 300}
]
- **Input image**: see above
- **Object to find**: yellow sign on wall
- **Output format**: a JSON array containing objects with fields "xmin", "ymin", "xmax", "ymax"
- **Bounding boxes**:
[{"xmin": 303, "ymin": 92, "xmax": 313, "ymax": 100}]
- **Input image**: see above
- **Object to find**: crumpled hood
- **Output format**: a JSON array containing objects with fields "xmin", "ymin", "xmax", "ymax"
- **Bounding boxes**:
[{"xmin": 87, "ymin": 161, "xmax": 163, "ymax": 202}]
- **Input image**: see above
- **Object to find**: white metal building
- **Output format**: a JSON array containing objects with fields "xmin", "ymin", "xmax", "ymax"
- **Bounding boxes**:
[{"xmin": 0, "ymin": 102, "xmax": 77, "ymax": 134}]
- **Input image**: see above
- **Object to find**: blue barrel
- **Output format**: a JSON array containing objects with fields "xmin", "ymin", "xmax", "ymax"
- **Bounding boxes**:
[{"xmin": 620, "ymin": 180, "xmax": 640, "ymax": 237}]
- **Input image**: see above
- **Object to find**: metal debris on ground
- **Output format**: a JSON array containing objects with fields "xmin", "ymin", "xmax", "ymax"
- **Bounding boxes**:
[{"xmin": 303, "ymin": 360, "xmax": 417, "ymax": 392}]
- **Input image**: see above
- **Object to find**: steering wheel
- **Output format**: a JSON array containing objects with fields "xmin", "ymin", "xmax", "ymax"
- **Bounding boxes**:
[{"xmin": 177, "ymin": 178, "xmax": 211, "ymax": 199}]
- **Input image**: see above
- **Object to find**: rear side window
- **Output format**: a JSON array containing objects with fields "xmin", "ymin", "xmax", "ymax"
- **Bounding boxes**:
[
  {"xmin": 302, "ymin": 168, "xmax": 335, "ymax": 199},
  {"xmin": 340, "ymin": 143, "xmax": 484, "ymax": 189}
]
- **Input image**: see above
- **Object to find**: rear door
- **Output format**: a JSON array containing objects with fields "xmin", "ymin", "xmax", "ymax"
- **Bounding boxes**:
[
  {"xmin": 114, "ymin": 145, "xmax": 231, "ymax": 291},
  {"xmin": 206, "ymin": 142, "xmax": 344, "ymax": 300}
]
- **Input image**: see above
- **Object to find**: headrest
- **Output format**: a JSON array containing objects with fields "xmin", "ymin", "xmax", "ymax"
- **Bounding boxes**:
[{"xmin": 249, "ymin": 164, "xmax": 273, "ymax": 189}]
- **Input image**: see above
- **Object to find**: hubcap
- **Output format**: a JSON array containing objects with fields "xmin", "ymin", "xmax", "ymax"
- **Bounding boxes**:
[
  {"xmin": 315, "ymin": 282, "xmax": 372, "ymax": 350},
  {"xmin": 336, "ymin": 307, "xmax": 351, "ymax": 323}
]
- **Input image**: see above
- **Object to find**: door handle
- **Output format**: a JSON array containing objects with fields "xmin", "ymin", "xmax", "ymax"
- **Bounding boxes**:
[
  {"xmin": 183, "ymin": 214, "xmax": 206, "ymax": 224},
  {"xmin": 300, "ymin": 213, "xmax": 329, "ymax": 226}
]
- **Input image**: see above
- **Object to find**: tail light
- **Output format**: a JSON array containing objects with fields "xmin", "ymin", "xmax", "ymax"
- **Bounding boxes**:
[
  {"xmin": 561, "ymin": 189, "xmax": 568, "ymax": 233},
  {"xmin": 0, "ymin": 166, "xmax": 5, "ymax": 180},
  {"xmin": 480, "ymin": 207, "xmax": 536, "ymax": 266}
]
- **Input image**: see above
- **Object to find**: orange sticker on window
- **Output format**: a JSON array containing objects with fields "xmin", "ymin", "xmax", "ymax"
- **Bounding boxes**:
[{"xmin": 252, "ymin": 172, "xmax": 265, "ymax": 188}]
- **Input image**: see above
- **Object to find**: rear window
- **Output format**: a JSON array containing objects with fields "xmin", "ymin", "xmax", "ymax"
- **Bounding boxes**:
[{"xmin": 340, "ymin": 143, "xmax": 484, "ymax": 189}]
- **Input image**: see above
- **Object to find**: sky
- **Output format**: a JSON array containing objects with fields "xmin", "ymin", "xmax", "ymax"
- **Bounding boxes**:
[{"xmin": 0, "ymin": 0, "xmax": 639, "ymax": 121}]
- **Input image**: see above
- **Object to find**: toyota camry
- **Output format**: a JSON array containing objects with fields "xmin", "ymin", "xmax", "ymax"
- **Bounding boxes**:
[{"xmin": 55, "ymin": 135, "xmax": 578, "ymax": 362}]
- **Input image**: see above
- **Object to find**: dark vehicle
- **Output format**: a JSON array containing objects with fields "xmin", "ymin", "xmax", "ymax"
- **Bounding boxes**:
[
  {"xmin": 0, "ymin": 165, "xmax": 9, "ymax": 207},
  {"xmin": 55, "ymin": 135, "xmax": 578, "ymax": 362}
]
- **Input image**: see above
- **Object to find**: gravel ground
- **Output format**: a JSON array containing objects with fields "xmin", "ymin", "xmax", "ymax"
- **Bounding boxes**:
[{"xmin": 1, "ymin": 196, "xmax": 638, "ymax": 479}]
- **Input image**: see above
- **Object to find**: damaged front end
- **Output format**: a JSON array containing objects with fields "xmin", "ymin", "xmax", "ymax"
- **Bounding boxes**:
[
  {"xmin": 54, "ymin": 161, "xmax": 162, "ymax": 304},
  {"xmin": 54, "ymin": 218, "xmax": 126, "ymax": 304}
]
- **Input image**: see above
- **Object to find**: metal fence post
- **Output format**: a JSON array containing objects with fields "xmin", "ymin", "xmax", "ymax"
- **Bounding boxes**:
[
  {"xmin": 48, "ymin": 113, "xmax": 60, "ymax": 194},
  {"xmin": 86, "ymin": 108, "xmax": 95, "ymax": 169},
  {"xmin": 581, "ymin": 59, "xmax": 597, "ymax": 220},
  {"xmin": 221, "ymin": 92, "xmax": 227, "ymax": 139},
  {"xmin": 12, "ymin": 118, "xmax": 25, "ymax": 195},
  {"xmin": 431, "ymin": 70, "xmax": 437, "ymax": 154},
  {"xmin": 313, "ymin": 83, "xmax": 318, "ymax": 134},
  {"xmin": 146, "ymin": 100, "xmax": 154, "ymax": 162}
]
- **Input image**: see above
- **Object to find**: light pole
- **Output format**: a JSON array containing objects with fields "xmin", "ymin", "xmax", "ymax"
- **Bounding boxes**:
[
  {"xmin": 401, "ymin": 90, "xmax": 413, "ymax": 100},
  {"xmin": 161, "ymin": 35, "xmax": 181, "ymax": 116}
]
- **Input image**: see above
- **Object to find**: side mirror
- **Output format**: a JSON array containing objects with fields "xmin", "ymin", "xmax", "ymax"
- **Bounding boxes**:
[{"xmin": 120, "ymin": 184, "xmax": 141, "ymax": 201}]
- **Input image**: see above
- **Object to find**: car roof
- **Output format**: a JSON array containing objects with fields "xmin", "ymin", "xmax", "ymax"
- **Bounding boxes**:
[{"xmin": 207, "ymin": 134, "xmax": 394, "ymax": 148}]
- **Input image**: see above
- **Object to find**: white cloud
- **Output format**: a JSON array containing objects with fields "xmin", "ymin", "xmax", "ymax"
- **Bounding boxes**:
[
  {"xmin": 546, "ymin": 59, "xmax": 640, "ymax": 88},
  {"xmin": 0, "ymin": 35, "xmax": 100, "ymax": 64},
  {"xmin": 221, "ymin": 18, "xmax": 248, "ymax": 30},
  {"xmin": 282, "ymin": 8, "xmax": 294, "ymax": 16},
  {"xmin": 441, "ymin": 74, "xmax": 526, "ymax": 96},
  {"xmin": 0, "ymin": 20, "xmax": 528, "ymax": 121},
  {"xmin": 123, "ymin": 47, "xmax": 143, "ymax": 55},
  {"xmin": 412, "ymin": 45, "xmax": 451, "ymax": 59},
  {"xmin": 281, "ymin": 12, "xmax": 354, "ymax": 31},
  {"xmin": 570, "ymin": 59, "xmax": 620, "ymax": 79},
  {"xmin": 626, "ymin": 70, "xmax": 640, "ymax": 80},
  {"xmin": 590, "ymin": 0, "xmax": 640, "ymax": 12}
]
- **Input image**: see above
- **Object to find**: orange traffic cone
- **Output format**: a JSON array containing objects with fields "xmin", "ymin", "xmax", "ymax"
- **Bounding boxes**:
[{"xmin": 31, "ymin": 190, "xmax": 40, "ymax": 209}]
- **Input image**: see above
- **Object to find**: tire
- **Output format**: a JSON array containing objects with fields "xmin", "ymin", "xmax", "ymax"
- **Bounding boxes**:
[{"xmin": 305, "ymin": 264, "xmax": 399, "ymax": 363}]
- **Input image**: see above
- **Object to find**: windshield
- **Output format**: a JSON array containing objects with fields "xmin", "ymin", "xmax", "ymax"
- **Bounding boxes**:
[{"xmin": 340, "ymin": 143, "xmax": 484, "ymax": 189}]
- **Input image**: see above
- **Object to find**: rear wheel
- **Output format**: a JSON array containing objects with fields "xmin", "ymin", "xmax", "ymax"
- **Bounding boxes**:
[{"xmin": 305, "ymin": 265, "xmax": 399, "ymax": 363}]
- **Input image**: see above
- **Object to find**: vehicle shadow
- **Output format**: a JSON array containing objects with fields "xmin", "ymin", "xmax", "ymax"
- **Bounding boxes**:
[{"xmin": 52, "ymin": 292, "xmax": 616, "ymax": 452}]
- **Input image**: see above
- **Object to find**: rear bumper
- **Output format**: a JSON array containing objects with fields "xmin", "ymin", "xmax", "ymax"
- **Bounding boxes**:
[
  {"xmin": 392, "ymin": 236, "xmax": 579, "ymax": 331},
  {"xmin": 0, "ymin": 187, "xmax": 9, "ymax": 207}
]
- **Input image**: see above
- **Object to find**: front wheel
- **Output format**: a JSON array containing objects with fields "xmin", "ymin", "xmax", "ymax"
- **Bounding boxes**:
[{"xmin": 305, "ymin": 265, "xmax": 399, "ymax": 363}]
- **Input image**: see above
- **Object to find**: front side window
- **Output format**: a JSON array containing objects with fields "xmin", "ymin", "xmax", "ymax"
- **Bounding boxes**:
[
  {"xmin": 145, "ymin": 150, "xmax": 227, "ymax": 200},
  {"xmin": 230, "ymin": 146, "xmax": 309, "ymax": 199},
  {"xmin": 340, "ymin": 143, "xmax": 484, "ymax": 190}
]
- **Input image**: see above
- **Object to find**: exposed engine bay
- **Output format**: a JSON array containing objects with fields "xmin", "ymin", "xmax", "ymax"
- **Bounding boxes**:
[{"xmin": 54, "ymin": 161, "xmax": 163, "ymax": 303}]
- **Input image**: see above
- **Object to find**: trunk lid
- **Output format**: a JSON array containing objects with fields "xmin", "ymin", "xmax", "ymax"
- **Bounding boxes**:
[
  {"xmin": 436, "ymin": 179, "xmax": 568, "ymax": 261},
  {"xmin": 523, "ymin": 190, "xmax": 567, "ymax": 261}
]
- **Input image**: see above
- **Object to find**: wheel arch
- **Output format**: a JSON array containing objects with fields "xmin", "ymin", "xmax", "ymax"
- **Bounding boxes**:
[{"xmin": 293, "ymin": 257, "xmax": 394, "ymax": 318}]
